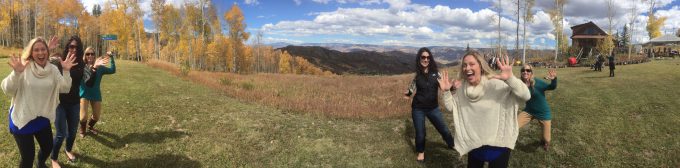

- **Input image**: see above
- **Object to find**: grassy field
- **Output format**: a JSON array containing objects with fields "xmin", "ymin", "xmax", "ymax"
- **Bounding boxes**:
[{"xmin": 0, "ymin": 57, "xmax": 677, "ymax": 167}]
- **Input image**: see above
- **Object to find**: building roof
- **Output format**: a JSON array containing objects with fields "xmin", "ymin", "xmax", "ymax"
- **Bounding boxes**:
[
  {"xmin": 648, "ymin": 34, "xmax": 680, "ymax": 43},
  {"xmin": 572, "ymin": 35, "xmax": 607, "ymax": 39},
  {"xmin": 571, "ymin": 21, "xmax": 608, "ymax": 39}
]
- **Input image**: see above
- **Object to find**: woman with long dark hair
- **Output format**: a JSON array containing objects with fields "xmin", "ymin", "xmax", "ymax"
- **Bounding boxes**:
[
  {"xmin": 403, "ymin": 47, "xmax": 454, "ymax": 163},
  {"xmin": 51, "ymin": 35, "xmax": 86, "ymax": 166}
]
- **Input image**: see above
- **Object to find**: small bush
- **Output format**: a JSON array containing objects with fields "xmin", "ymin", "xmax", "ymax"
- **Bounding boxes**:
[
  {"xmin": 180, "ymin": 61, "xmax": 191, "ymax": 76},
  {"xmin": 240, "ymin": 82, "xmax": 254, "ymax": 90},
  {"xmin": 219, "ymin": 78, "xmax": 232, "ymax": 85}
]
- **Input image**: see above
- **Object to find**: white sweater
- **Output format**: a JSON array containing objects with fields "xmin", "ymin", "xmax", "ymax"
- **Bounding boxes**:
[
  {"xmin": 1, "ymin": 62, "xmax": 71, "ymax": 129},
  {"xmin": 441, "ymin": 76, "xmax": 530, "ymax": 156}
]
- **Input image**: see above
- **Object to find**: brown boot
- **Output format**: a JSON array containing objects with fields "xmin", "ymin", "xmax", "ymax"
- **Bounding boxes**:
[
  {"xmin": 88, "ymin": 119, "xmax": 98, "ymax": 135},
  {"xmin": 79, "ymin": 121, "xmax": 87, "ymax": 137}
]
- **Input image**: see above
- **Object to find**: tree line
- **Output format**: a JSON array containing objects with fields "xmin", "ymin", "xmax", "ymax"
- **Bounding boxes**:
[{"xmin": 0, "ymin": 0, "xmax": 331, "ymax": 75}]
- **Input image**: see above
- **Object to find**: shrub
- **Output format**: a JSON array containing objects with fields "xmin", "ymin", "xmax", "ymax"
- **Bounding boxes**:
[{"xmin": 240, "ymin": 82, "xmax": 254, "ymax": 90}]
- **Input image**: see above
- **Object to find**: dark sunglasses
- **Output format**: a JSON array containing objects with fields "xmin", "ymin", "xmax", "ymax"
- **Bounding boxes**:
[
  {"xmin": 85, "ymin": 53, "xmax": 95, "ymax": 56},
  {"xmin": 68, "ymin": 45, "xmax": 78, "ymax": 49},
  {"xmin": 521, "ymin": 69, "xmax": 532, "ymax": 73},
  {"xmin": 420, "ymin": 56, "xmax": 430, "ymax": 60}
]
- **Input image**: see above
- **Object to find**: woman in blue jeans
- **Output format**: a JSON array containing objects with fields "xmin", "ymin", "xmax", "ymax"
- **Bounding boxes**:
[
  {"xmin": 2, "ymin": 37, "xmax": 77, "ymax": 168},
  {"xmin": 403, "ymin": 47, "xmax": 454, "ymax": 163},
  {"xmin": 51, "ymin": 36, "xmax": 86, "ymax": 167}
]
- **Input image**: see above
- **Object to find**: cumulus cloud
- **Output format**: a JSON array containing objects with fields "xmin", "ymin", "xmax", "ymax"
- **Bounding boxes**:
[
  {"xmin": 261, "ymin": 1, "xmax": 559, "ymax": 47},
  {"xmin": 244, "ymin": 0, "xmax": 260, "ymax": 5},
  {"xmin": 311, "ymin": 0, "xmax": 383, "ymax": 5}
]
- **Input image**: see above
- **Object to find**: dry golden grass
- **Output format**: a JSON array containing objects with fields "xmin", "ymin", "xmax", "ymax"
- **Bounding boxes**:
[
  {"xmin": 147, "ymin": 59, "xmax": 426, "ymax": 118},
  {"xmin": 0, "ymin": 47, "xmax": 22, "ymax": 58}
]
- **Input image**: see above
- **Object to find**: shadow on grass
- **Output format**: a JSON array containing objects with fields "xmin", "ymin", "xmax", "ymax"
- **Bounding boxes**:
[
  {"xmin": 89, "ymin": 130, "xmax": 188, "ymax": 149},
  {"xmin": 402, "ymin": 118, "xmax": 465, "ymax": 167},
  {"xmin": 77, "ymin": 154, "xmax": 201, "ymax": 168},
  {"xmin": 515, "ymin": 140, "xmax": 543, "ymax": 153},
  {"xmin": 582, "ymin": 76, "xmax": 611, "ymax": 79}
]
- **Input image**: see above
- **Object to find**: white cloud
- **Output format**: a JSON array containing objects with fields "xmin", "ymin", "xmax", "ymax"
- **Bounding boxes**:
[
  {"xmin": 244, "ymin": 0, "xmax": 260, "ymax": 5},
  {"xmin": 312, "ymin": 0, "xmax": 332, "ymax": 4},
  {"xmin": 261, "ymin": 1, "xmax": 559, "ymax": 47},
  {"xmin": 264, "ymin": 37, "xmax": 304, "ymax": 44},
  {"xmin": 293, "ymin": 0, "xmax": 302, "ymax": 5},
  {"xmin": 311, "ymin": 0, "xmax": 382, "ymax": 5}
]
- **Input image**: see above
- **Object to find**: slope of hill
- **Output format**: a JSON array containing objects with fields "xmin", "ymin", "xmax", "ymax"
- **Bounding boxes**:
[
  {"xmin": 278, "ymin": 45, "xmax": 415, "ymax": 75},
  {"xmin": 0, "ymin": 58, "xmax": 677, "ymax": 167}
]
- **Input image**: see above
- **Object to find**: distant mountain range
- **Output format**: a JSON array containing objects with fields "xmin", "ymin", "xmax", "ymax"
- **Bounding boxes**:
[
  {"xmin": 277, "ymin": 45, "xmax": 466, "ymax": 75},
  {"xmin": 269, "ymin": 42, "xmax": 470, "ymax": 63},
  {"xmin": 271, "ymin": 43, "xmax": 554, "ymax": 75}
]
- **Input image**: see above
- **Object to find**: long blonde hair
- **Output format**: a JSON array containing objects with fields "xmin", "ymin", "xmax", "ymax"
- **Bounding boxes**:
[
  {"xmin": 457, "ymin": 51, "xmax": 496, "ymax": 81},
  {"xmin": 21, "ymin": 37, "xmax": 49, "ymax": 62}
]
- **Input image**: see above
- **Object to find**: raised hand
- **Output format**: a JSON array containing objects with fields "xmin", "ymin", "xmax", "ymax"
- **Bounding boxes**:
[
  {"xmin": 437, "ymin": 71, "xmax": 452, "ymax": 91},
  {"xmin": 48, "ymin": 36, "xmax": 59, "ymax": 51},
  {"xmin": 452, "ymin": 79, "xmax": 462, "ymax": 91},
  {"xmin": 94, "ymin": 56, "xmax": 109, "ymax": 68},
  {"xmin": 546, "ymin": 69, "xmax": 557, "ymax": 80},
  {"xmin": 8, "ymin": 54, "xmax": 28, "ymax": 73},
  {"xmin": 61, "ymin": 52, "xmax": 78, "ymax": 71},
  {"xmin": 492, "ymin": 55, "xmax": 514, "ymax": 81}
]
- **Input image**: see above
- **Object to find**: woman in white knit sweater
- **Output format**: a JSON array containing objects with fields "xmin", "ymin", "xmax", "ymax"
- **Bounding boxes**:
[
  {"xmin": 437, "ymin": 51, "xmax": 530, "ymax": 168},
  {"xmin": 2, "ymin": 37, "xmax": 77, "ymax": 168}
]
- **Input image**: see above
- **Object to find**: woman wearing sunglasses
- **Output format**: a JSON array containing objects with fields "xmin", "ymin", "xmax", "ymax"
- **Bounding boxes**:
[
  {"xmin": 79, "ymin": 48, "xmax": 115, "ymax": 138},
  {"xmin": 438, "ymin": 52, "xmax": 530, "ymax": 168},
  {"xmin": 51, "ymin": 35, "xmax": 86, "ymax": 166},
  {"xmin": 403, "ymin": 47, "xmax": 454, "ymax": 163},
  {"xmin": 517, "ymin": 65, "xmax": 557, "ymax": 151}
]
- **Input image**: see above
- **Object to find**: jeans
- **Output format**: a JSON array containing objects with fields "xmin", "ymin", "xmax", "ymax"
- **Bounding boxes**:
[
  {"xmin": 13, "ymin": 125, "xmax": 53, "ymax": 168},
  {"xmin": 412, "ymin": 107, "xmax": 454, "ymax": 153},
  {"xmin": 52, "ymin": 103, "xmax": 80, "ymax": 160},
  {"xmin": 467, "ymin": 146, "xmax": 511, "ymax": 168}
]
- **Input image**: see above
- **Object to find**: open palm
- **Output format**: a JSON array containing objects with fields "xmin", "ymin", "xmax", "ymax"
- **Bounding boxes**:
[
  {"xmin": 94, "ymin": 56, "xmax": 109, "ymax": 68},
  {"xmin": 437, "ymin": 71, "xmax": 461, "ymax": 91},
  {"xmin": 547, "ymin": 69, "xmax": 557, "ymax": 80},
  {"xmin": 8, "ymin": 54, "xmax": 28, "ymax": 73},
  {"xmin": 492, "ymin": 55, "xmax": 514, "ymax": 81},
  {"xmin": 61, "ymin": 53, "xmax": 78, "ymax": 71}
]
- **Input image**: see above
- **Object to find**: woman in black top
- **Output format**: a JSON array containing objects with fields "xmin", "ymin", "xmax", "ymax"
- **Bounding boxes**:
[{"xmin": 404, "ymin": 47, "xmax": 454, "ymax": 163}]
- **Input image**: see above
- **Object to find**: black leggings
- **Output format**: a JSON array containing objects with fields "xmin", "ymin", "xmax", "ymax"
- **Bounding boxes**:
[
  {"xmin": 467, "ymin": 149, "xmax": 511, "ymax": 168},
  {"xmin": 12, "ymin": 126, "xmax": 53, "ymax": 168}
]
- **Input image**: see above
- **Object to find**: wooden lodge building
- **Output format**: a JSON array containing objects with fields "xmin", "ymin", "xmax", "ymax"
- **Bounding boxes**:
[{"xmin": 570, "ymin": 21, "xmax": 608, "ymax": 60}]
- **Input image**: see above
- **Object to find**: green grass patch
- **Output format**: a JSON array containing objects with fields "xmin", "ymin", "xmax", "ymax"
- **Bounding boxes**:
[
  {"xmin": 0, "ymin": 59, "xmax": 676, "ymax": 167},
  {"xmin": 240, "ymin": 82, "xmax": 255, "ymax": 90},
  {"xmin": 218, "ymin": 78, "xmax": 232, "ymax": 86}
]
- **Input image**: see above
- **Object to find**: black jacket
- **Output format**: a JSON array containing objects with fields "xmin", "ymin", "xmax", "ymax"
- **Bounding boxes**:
[
  {"xmin": 57, "ymin": 62, "xmax": 84, "ymax": 104},
  {"xmin": 412, "ymin": 71, "xmax": 440, "ymax": 109}
]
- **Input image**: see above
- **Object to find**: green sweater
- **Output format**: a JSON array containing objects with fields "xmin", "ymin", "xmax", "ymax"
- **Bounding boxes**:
[{"xmin": 523, "ymin": 77, "xmax": 557, "ymax": 120}]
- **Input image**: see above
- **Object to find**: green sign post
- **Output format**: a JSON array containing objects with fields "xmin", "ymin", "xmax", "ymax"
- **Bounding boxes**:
[{"xmin": 101, "ymin": 34, "xmax": 117, "ymax": 41}]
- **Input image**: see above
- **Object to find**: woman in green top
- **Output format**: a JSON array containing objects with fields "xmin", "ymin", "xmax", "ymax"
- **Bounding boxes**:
[
  {"xmin": 517, "ymin": 64, "xmax": 556, "ymax": 151},
  {"xmin": 79, "ymin": 48, "xmax": 116, "ymax": 136}
]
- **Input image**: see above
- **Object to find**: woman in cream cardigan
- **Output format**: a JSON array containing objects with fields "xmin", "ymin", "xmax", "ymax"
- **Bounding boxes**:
[
  {"xmin": 437, "ymin": 51, "xmax": 530, "ymax": 168},
  {"xmin": 2, "ymin": 37, "xmax": 78, "ymax": 168}
]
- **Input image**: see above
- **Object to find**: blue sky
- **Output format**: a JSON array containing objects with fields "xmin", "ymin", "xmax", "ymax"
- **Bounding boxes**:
[{"xmin": 82, "ymin": 0, "xmax": 680, "ymax": 49}]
